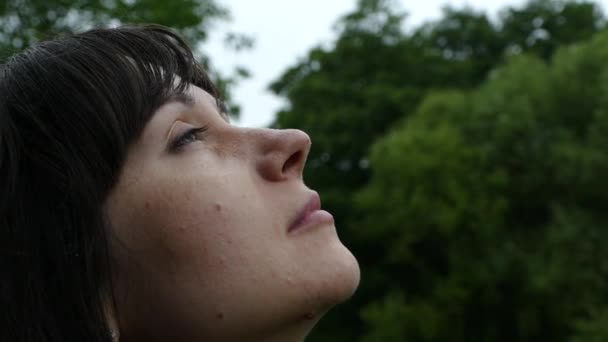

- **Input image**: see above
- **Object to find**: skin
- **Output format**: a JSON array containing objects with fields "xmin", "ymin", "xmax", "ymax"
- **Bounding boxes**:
[{"xmin": 104, "ymin": 84, "xmax": 360, "ymax": 341}]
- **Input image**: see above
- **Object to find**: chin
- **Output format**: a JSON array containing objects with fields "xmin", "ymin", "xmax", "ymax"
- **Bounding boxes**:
[
  {"xmin": 287, "ymin": 225, "xmax": 360, "ymax": 318},
  {"xmin": 330, "ymin": 244, "xmax": 361, "ymax": 302},
  {"xmin": 308, "ymin": 241, "xmax": 361, "ymax": 316}
]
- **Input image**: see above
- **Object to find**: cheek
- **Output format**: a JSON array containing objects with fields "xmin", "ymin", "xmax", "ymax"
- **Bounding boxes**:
[{"xmin": 111, "ymin": 171, "xmax": 266, "ymax": 279}]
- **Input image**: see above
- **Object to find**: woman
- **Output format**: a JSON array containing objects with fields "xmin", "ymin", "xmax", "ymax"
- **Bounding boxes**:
[{"xmin": 0, "ymin": 25, "xmax": 360, "ymax": 341}]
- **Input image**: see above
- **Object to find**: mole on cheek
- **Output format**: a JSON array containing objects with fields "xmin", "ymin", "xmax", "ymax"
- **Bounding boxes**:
[{"xmin": 214, "ymin": 203, "xmax": 222, "ymax": 212}]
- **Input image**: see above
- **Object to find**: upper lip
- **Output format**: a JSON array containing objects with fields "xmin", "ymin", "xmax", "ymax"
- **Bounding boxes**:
[{"xmin": 288, "ymin": 192, "xmax": 321, "ymax": 232}]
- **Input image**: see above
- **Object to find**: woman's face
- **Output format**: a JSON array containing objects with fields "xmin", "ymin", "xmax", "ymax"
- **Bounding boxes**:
[{"xmin": 104, "ymin": 84, "xmax": 360, "ymax": 341}]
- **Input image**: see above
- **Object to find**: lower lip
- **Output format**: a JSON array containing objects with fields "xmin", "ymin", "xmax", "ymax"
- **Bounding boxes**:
[{"xmin": 289, "ymin": 210, "xmax": 334, "ymax": 233}]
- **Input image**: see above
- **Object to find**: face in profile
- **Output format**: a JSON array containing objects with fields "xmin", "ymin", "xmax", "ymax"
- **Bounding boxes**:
[{"xmin": 104, "ymin": 84, "xmax": 360, "ymax": 340}]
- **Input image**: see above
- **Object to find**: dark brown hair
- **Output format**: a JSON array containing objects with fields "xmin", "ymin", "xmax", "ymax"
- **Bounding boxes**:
[{"xmin": 0, "ymin": 25, "xmax": 220, "ymax": 341}]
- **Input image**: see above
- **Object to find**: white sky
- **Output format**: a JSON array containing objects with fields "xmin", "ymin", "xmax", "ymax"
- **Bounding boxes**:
[{"xmin": 205, "ymin": 0, "xmax": 604, "ymax": 127}]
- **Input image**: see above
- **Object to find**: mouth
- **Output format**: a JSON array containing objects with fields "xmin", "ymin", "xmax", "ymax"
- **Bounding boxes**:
[{"xmin": 288, "ymin": 192, "xmax": 334, "ymax": 233}]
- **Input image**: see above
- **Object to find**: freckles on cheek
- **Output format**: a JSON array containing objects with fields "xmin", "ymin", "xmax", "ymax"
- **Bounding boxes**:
[
  {"xmin": 137, "ymin": 172, "xmax": 250, "ymax": 257},
  {"xmin": 135, "ymin": 200, "xmax": 231, "ymax": 274}
]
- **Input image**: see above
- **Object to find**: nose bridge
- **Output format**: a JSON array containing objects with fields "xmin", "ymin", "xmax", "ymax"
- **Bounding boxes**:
[{"xmin": 248, "ymin": 128, "xmax": 311, "ymax": 182}]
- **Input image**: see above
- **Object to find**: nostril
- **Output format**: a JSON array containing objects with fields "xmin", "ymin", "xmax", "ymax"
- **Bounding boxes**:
[{"xmin": 282, "ymin": 150, "xmax": 303, "ymax": 175}]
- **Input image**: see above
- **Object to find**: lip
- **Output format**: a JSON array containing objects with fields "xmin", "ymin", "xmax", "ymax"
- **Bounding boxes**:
[{"xmin": 288, "ymin": 192, "xmax": 334, "ymax": 233}]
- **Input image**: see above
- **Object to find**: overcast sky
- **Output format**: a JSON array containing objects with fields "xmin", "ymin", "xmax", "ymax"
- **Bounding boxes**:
[{"xmin": 205, "ymin": 0, "xmax": 602, "ymax": 127}]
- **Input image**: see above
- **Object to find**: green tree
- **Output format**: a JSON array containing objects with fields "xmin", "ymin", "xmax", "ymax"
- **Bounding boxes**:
[
  {"xmin": 270, "ymin": 0, "xmax": 607, "ymax": 340},
  {"xmin": 0, "ymin": 0, "xmax": 232, "ymax": 56},
  {"xmin": 357, "ymin": 28, "xmax": 608, "ymax": 342},
  {"xmin": 499, "ymin": 0, "xmax": 604, "ymax": 59}
]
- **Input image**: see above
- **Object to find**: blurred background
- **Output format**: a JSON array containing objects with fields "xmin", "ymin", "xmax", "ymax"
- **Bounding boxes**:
[{"xmin": 3, "ymin": 0, "xmax": 608, "ymax": 340}]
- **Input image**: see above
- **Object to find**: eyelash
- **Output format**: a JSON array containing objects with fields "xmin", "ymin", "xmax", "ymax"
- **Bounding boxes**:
[{"xmin": 170, "ymin": 126, "xmax": 209, "ymax": 151}]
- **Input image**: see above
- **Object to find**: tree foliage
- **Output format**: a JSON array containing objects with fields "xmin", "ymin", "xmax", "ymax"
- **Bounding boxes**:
[
  {"xmin": 0, "ymin": 0, "xmax": 228, "ymax": 55},
  {"xmin": 359, "ymin": 41, "xmax": 608, "ymax": 340},
  {"xmin": 271, "ymin": 0, "xmax": 608, "ymax": 340}
]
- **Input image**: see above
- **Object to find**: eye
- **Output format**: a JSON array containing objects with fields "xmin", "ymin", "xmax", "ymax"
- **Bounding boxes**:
[{"xmin": 170, "ymin": 126, "xmax": 209, "ymax": 151}]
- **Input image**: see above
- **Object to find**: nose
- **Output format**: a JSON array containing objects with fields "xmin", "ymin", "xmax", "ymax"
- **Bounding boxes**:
[{"xmin": 255, "ymin": 129, "xmax": 311, "ymax": 182}]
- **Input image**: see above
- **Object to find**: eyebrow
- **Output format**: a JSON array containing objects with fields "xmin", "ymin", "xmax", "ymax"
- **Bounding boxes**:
[{"xmin": 166, "ymin": 92, "xmax": 230, "ymax": 124}]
